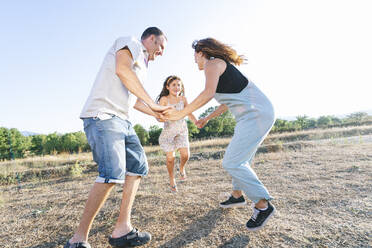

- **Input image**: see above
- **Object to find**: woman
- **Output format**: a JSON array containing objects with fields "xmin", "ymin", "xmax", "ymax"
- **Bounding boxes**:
[{"xmin": 164, "ymin": 38, "xmax": 276, "ymax": 231}]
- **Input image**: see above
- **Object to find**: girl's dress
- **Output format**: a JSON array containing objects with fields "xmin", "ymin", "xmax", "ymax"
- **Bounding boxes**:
[{"xmin": 159, "ymin": 98, "xmax": 189, "ymax": 152}]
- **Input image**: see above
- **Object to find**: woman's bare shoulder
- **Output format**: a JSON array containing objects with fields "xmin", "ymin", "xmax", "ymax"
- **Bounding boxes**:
[{"xmin": 205, "ymin": 58, "xmax": 226, "ymax": 74}]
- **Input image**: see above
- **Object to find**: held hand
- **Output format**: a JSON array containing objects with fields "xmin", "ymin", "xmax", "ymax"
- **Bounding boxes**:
[
  {"xmin": 163, "ymin": 108, "xmax": 185, "ymax": 121},
  {"xmin": 149, "ymin": 103, "xmax": 173, "ymax": 113},
  {"xmin": 155, "ymin": 112, "xmax": 166, "ymax": 122}
]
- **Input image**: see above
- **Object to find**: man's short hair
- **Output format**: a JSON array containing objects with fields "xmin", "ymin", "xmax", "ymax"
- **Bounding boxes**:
[{"xmin": 141, "ymin": 27, "xmax": 166, "ymax": 40}]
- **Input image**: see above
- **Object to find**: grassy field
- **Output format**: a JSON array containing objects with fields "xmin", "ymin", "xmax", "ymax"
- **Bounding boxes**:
[{"xmin": 0, "ymin": 127, "xmax": 371, "ymax": 247}]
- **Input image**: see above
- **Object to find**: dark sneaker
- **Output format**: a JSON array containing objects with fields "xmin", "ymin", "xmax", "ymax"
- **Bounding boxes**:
[
  {"xmin": 64, "ymin": 241, "xmax": 91, "ymax": 248},
  {"xmin": 246, "ymin": 201, "xmax": 276, "ymax": 231},
  {"xmin": 108, "ymin": 228, "xmax": 151, "ymax": 247},
  {"xmin": 220, "ymin": 195, "xmax": 246, "ymax": 208}
]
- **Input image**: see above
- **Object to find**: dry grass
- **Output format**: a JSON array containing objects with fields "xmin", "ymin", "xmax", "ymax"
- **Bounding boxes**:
[{"xmin": 0, "ymin": 136, "xmax": 371, "ymax": 247}]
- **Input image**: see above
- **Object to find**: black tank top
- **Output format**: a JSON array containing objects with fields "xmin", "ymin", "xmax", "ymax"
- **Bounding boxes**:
[{"xmin": 216, "ymin": 61, "xmax": 248, "ymax": 94}]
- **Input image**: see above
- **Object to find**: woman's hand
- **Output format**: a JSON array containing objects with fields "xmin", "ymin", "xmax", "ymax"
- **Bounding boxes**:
[
  {"xmin": 154, "ymin": 112, "xmax": 166, "ymax": 122},
  {"xmin": 196, "ymin": 118, "xmax": 209, "ymax": 128}
]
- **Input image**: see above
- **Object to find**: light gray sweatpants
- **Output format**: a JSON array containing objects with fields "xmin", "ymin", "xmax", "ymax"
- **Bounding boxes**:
[{"xmin": 215, "ymin": 81, "xmax": 275, "ymax": 203}]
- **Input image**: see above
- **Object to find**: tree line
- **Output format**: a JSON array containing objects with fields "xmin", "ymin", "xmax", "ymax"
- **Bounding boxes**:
[{"xmin": 0, "ymin": 110, "xmax": 371, "ymax": 160}]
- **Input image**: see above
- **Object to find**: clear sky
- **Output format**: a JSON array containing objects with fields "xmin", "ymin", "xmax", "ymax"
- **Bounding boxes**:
[{"xmin": 1, "ymin": 0, "xmax": 371, "ymax": 134}]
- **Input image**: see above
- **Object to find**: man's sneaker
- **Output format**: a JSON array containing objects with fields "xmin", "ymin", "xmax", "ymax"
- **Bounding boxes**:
[
  {"xmin": 219, "ymin": 195, "xmax": 246, "ymax": 208},
  {"xmin": 246, "ymin": 201, "xmax": 276, "ymax": 231},
  {"xmin": 108, "ymin": 228, "xmax": 151, "ymax": 247},
  {"xmin": 64, "ymin": 241, "xmax": 91, "ymax": 248}
]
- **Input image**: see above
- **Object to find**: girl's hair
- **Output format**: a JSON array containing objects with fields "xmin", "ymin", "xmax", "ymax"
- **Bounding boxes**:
[
  {"xmin": 192, "ymin": 38, "xmax": 246, "ymax": 65},
  {"xmin": 156, "ymin": 75, "xmax": 184, "ymax": 103}
]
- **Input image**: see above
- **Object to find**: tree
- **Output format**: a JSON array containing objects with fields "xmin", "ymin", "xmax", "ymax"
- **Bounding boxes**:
[
  {"xmin": 73, "ymin": 131, "xmax": 90, "ymax": 152},
  {"xmin": 30, "ymin": 134, "xmax": 47, "ymax": 155},
  {"xmin": 186, "ymin": 119, "xmax": 199, "ymax": 140},
  {"xmin": 133, "ymin": 124, "xmax": 149, "ymax": 146},
  {"xmin": 220, "ymin": 111, "xmax": 236, "ymax": 136},
  {"xmin": 0, "ymin": 127, "xmax": 10, "ymax": 160},
  {"xmin": 294, "ymin": 115, "xmax": 310, "ymax": 129},
  {"xmin": 148, "ymin": 125, "xmax": 162, "ymax": 145},
  {"xmin": 317, "ymin": 116, "xmax": 333, "ymax": 127},
  {"xmin": 44, "ymin": 133, "xmax": 62, "ymax": 154},
  {"xmin": 196, "ymin": 106, "xmax": 237, "ymax": 138},
  {"xmin": 346, "ymin": 112, "xmax": 368, "ymax": 123}
]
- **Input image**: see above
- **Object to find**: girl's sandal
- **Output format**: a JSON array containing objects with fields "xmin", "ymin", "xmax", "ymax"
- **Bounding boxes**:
[
  {"xmin": 170, "ymin": 184, "xmax": 178, "ymax": 192},
  {"xmin": 179, "ymin": 172, "xmax": 187, "ymax": 181}
]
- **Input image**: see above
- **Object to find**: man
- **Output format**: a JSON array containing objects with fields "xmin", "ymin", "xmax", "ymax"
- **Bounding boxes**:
[{"xmin": 65, "ymin": 27, "xmax": 169, "ymax": 248}]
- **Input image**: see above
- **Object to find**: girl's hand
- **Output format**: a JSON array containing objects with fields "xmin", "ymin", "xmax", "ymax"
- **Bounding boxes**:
[
  {"xmin": 196, "ymin": 118, "xmax": 209, "ymax": 128},
  {"xmin": 164, "ymin": 108, "xmax": 185, "ymax": 121}
]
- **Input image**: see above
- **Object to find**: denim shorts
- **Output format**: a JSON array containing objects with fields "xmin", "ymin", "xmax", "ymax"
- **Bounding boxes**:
[{"xmin": 83, "ymin": 116, "xmax": 148, "ymax": 184}]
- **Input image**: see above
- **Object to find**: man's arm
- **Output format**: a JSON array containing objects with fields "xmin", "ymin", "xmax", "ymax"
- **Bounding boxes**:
[
  {"xmin": 133, "ymin": 98, "xmax": 161, "ymax": 117},
  {"xmin": 115, "ymin": 49, "xmax": 170, "ymax": 112}
]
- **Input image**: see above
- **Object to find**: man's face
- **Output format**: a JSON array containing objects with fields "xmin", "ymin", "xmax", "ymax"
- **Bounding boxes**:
[{"xmin": 148, "ymin": 35, "xmax": 167, "ymax": 61}]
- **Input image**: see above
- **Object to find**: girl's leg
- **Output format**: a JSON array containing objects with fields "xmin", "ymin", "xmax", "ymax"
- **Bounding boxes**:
[
  {"xmin": 165, "ymin": 151, "xmax": 176, "ymax": 188},
  {"xmin": 178, "ymin": 147, "xmax": 189, "ymax": 179}
]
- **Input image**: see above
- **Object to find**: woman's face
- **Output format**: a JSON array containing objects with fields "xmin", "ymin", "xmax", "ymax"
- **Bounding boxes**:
[
  {"xmin": 194, "ymin": 51, "xmax": 205, "ymax": 70},
  {"xmin": 166, "ymin": 79, "xmax": 182, "ymax": 96}
]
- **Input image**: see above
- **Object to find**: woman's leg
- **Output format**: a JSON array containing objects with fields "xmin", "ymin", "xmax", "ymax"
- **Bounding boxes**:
[
  {"xmin": 178, "ymin": 147, "xmax": 189, "ymax": 179},
  {"xmin": 165, "ymin": 151, "xmax": 176, "ymax": 188},
  {"xmin": 222, "ymin": 118, "xmax": 274, "ymax": 205}
]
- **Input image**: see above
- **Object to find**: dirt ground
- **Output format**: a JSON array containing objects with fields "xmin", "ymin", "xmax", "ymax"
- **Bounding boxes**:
[{"xmin": 0, "ymin": 138, "xmax": 371, "ymax": 247}]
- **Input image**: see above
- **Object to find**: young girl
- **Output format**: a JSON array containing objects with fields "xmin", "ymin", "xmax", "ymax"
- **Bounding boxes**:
[{"xmin": 156, "ymin": 75, "xmax": 197, "ymax": 192}]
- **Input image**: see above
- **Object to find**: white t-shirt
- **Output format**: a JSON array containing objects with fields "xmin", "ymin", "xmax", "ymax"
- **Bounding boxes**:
[{"xmin": 80, "ymin": 36, "xmax": 148, "ymax": 120}]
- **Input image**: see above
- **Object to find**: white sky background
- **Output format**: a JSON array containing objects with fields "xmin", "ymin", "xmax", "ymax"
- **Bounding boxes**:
[{"xmin": 0, "ymin": 0, "xmax": 371, "ymax": 134}]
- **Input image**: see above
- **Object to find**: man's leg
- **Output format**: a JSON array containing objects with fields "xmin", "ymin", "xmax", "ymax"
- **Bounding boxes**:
[
  {"xmin": 69, "ymin": 182, "xmax": 115, "ymax": 243},
  {"xmin": 111, "ymin": 175, "xmax": 141, "ymax": 238}
]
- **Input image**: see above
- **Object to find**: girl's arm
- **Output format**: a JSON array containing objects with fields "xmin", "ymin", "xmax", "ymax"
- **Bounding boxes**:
[
  {"xmin": 183, "ymin": 96, "xmax": 198, "ymax": 124},
  {"xmin": 197, "ymin": 104, "xmax": 228, "ymax": 128},
  {"xmin": 164, "ymin": 59, "xmax": 226, "ymax": 120}
]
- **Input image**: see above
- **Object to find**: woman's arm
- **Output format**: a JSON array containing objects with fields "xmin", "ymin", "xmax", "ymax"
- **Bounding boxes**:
[
  {"xmin": 183, "ymin": 96, "xmax": 198, "ymax": 124},
  {"xmin": 196, "ymin": 104, "xmax": 228, "ymax": 128},
  {"xmin": 164, "ymin": 59, "xmax": 226, "ymax": 120}
]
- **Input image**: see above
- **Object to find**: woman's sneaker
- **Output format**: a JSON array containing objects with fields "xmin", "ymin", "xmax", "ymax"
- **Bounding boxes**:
[
  {"xmin": 108, "ymin": 228, "xmax": 151, "ymax": 247},
  {"xmin": 246, "ymin": 201, "xmax": 276, "ymax": 231},
  {"xmin": 219, "ymin": 195, "xmax": 246, "ymax": 208}
]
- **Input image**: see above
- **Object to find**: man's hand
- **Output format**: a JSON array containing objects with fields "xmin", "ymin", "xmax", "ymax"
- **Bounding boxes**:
[
  {"xmin": 163, "ymin": 108, "xmax": 185, "ymax": 121},
  {"xmin": 196, "ymin": 118, "xmax": 209, "ymax": 128},
  {"xmin": 149, "ymin": 103, "xmax": 173, "ymax": 113}
]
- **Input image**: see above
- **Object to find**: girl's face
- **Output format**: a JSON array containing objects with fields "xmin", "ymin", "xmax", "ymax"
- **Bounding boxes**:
[
  {"xmin": 194, "ymin": 51, "xmax": 205, "ymax": 70},
  {"xmin": 166, "ymin": 79, "xmax": 183, "ymax": 97}
]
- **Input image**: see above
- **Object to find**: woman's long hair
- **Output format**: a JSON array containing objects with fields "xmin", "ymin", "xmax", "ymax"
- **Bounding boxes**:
[
  {"xmin": 156, "ymin": 75, "xmax": 184, "ymax": 103},
  {"xmin": 192, "ymin": 38, "xmax": 246, "ymax": 65}
]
